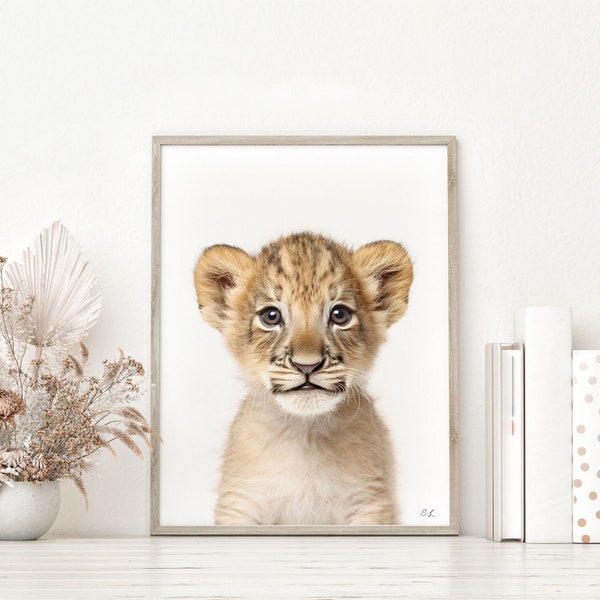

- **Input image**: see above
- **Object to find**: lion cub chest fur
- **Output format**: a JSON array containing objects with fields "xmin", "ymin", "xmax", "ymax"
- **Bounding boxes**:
[
  {"xmin": 194, "ymin": 232, "xmax": 413, "ymax": 526},
  {"xmin": 215, "ymin": 396, "xmax": 396, "ymax": 526}
]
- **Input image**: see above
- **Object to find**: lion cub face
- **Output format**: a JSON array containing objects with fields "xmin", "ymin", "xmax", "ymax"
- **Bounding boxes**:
[{"xmin": 194, "ymin": 232, "xmax": 413, "ymax": 417}]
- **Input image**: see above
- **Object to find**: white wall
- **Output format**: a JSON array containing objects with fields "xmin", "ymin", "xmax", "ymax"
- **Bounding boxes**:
[{"xmin": 1, "ymin": 1, "xmax": 599, "ymax": 537}]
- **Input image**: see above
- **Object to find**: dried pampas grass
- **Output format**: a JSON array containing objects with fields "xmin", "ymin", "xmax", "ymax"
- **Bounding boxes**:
[{"xmin": 0, "ymin": 222, "xmax": 158, "ymax": 509}]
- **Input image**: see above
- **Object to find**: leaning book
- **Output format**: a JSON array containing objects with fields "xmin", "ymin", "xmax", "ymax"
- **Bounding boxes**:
[{"xmin": 486, "ymin": 342, "xmax": 524, "ymax": 542}]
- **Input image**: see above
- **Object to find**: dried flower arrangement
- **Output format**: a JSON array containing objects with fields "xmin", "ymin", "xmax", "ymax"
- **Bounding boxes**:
[{"xmin": 0, "ymin": 223, "xmax": 157, "ymax": 508}]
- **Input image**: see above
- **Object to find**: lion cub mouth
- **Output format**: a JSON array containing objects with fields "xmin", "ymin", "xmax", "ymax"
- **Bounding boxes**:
[
  {"xmin": 288, "ymin": 381, "xmax": 327, "ymax": 392},
  {"xmin": 273, "ymin": 385, "xmax": 345, "ymax": 417}
]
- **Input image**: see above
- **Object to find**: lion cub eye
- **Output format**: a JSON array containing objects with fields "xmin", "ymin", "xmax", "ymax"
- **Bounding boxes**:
[
  {"xmin": 259, "ymin": 307, "xmax": 283, "ymax": 327},
  {"xmin": 330, "ymin": 305, "xmax": 353, "ymax": 326}
]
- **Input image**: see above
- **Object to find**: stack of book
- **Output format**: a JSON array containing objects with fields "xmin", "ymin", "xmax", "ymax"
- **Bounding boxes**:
[{"xmin": 486, "ymin": 307, "xmax": 598, "ymax": 543}]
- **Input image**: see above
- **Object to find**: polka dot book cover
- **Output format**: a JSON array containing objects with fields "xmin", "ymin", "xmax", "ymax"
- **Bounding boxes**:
[{"xmin": 573, "ymin": 350, "xmax": 600, "ymax": 543}]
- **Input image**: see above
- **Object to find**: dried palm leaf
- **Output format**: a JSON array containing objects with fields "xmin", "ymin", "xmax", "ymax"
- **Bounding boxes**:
[{"xmin": 4, "ymin": 221, "xmax": 102, "ymax": 348}]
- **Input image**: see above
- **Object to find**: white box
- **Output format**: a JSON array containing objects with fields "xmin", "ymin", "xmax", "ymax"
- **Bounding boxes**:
[{"xmin": 514, "ymin": 307, "xmax": 572, "ymax": 543}]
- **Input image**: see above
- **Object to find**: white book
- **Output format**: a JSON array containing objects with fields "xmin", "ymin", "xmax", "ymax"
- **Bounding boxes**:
[
  {"xmin": 572, "ymin": 350, "xmax": 600, "ymax": 543},
  {"xmin": 514, "ymin": 307, "xmax": 573, "ymax": 543},
  {"xmin": 486, "ymin": 343, "xmax": 524, "ymax": 541},
  {"xmin": 501, "ymin": 348, "xmax": 524, "ymax": 540}
]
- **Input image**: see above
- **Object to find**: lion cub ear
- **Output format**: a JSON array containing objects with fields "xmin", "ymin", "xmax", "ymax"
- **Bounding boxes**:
[
  {"xmin": 194, "ymin": 245, "xmax": 255, "ymax": 331},
  {"xmin": 352, "ymin": 241, "xmax": 414, "ymax": 327}
]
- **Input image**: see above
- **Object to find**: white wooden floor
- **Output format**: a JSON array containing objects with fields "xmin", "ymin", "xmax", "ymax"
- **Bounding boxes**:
[{"xmin": 1, "ymin": 536, "xmax": 599, "ymax": 599}]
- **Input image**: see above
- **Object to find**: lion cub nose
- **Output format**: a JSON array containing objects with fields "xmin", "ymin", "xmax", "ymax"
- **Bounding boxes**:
[{"xmin": 291, "ymin": 359, "xmax": 324, "ymax": 375}]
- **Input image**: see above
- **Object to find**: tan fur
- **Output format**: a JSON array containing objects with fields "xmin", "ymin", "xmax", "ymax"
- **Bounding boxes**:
[{"xmin": 194, "ymin": 232, "xmax": 413, "ymax": 525}]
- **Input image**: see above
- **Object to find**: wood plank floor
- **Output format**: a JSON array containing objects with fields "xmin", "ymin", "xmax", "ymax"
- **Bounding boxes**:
[{"xmin": 1, "ymin": 536, "xmax": 599, "ymax": 599}]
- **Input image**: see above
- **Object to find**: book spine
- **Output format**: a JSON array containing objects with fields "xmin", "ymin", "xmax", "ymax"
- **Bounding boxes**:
[
  {"xmin": 492, "ymin": 344, "xmax": 503, "ymax": 541},
  {"xmin": 514, "ymin": 307, "xmax": 573, "ymax": 543},
  {"xmin": 486, "ymin": 344, "xmax": 494, "ymax": 540},
  {"xmin": 501, "ymin": 347, "xmax": 524, "ymax": 541},
  {"xmin": 572, "ymin": 350, "xmax": 600, "ymax": 543},
  {"xmin": 485, "ymin": 344, "xmax": 503, "ymax": 540}
]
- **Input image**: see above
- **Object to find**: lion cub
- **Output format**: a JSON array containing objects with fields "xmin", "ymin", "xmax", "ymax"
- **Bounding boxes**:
[{"xmin": 194, "ymin": 232, "xmax": 413, "ymax": 526}]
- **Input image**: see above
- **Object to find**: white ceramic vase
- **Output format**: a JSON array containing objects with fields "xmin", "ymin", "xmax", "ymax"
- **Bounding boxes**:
[{"xmin": 0, "ymin": 481, "xmax": 61, "ymax": 541}]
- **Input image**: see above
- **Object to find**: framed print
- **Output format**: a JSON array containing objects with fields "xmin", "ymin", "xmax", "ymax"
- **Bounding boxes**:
[{"xmin": 151, "ymin": 136, "xmax": 457, "ymax": 535}]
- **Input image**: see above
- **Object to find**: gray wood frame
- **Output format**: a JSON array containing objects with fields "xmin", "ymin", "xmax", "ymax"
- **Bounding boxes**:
[{"xmin": 151, "ymin": 136, "xmax": 458, "ymax": 536}]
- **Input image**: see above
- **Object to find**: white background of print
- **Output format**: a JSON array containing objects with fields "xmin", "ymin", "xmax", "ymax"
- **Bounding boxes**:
[{"xmin": 159, "ymin": 144, "xmax": 450, "ymax": 526}]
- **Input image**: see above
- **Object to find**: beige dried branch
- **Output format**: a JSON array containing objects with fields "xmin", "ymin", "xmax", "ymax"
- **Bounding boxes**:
[
  {"xmin": 113, "ymin": 406, "xmax": 148, "ymax": 425},
  {"xmin": 79, "ymin": 342, "xmax": 89, "ymax": 363},
  {"xmin": 65, "ymin": 354, "xmax": 84, "ymax": 378},
  {"xmin": 101, "ymin": 426, "xmax": 143, "ymax": 460},
  {"xmin": 97, "ymin": 437, "xmax": 117, "ymax": 458},
  {"xmin": 70, "ymin": 473, "xmax": 89, "ymax": 511},
  {"xmin": 125, "ymin": 421, "xmax": 153, "ymax": 450}
]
